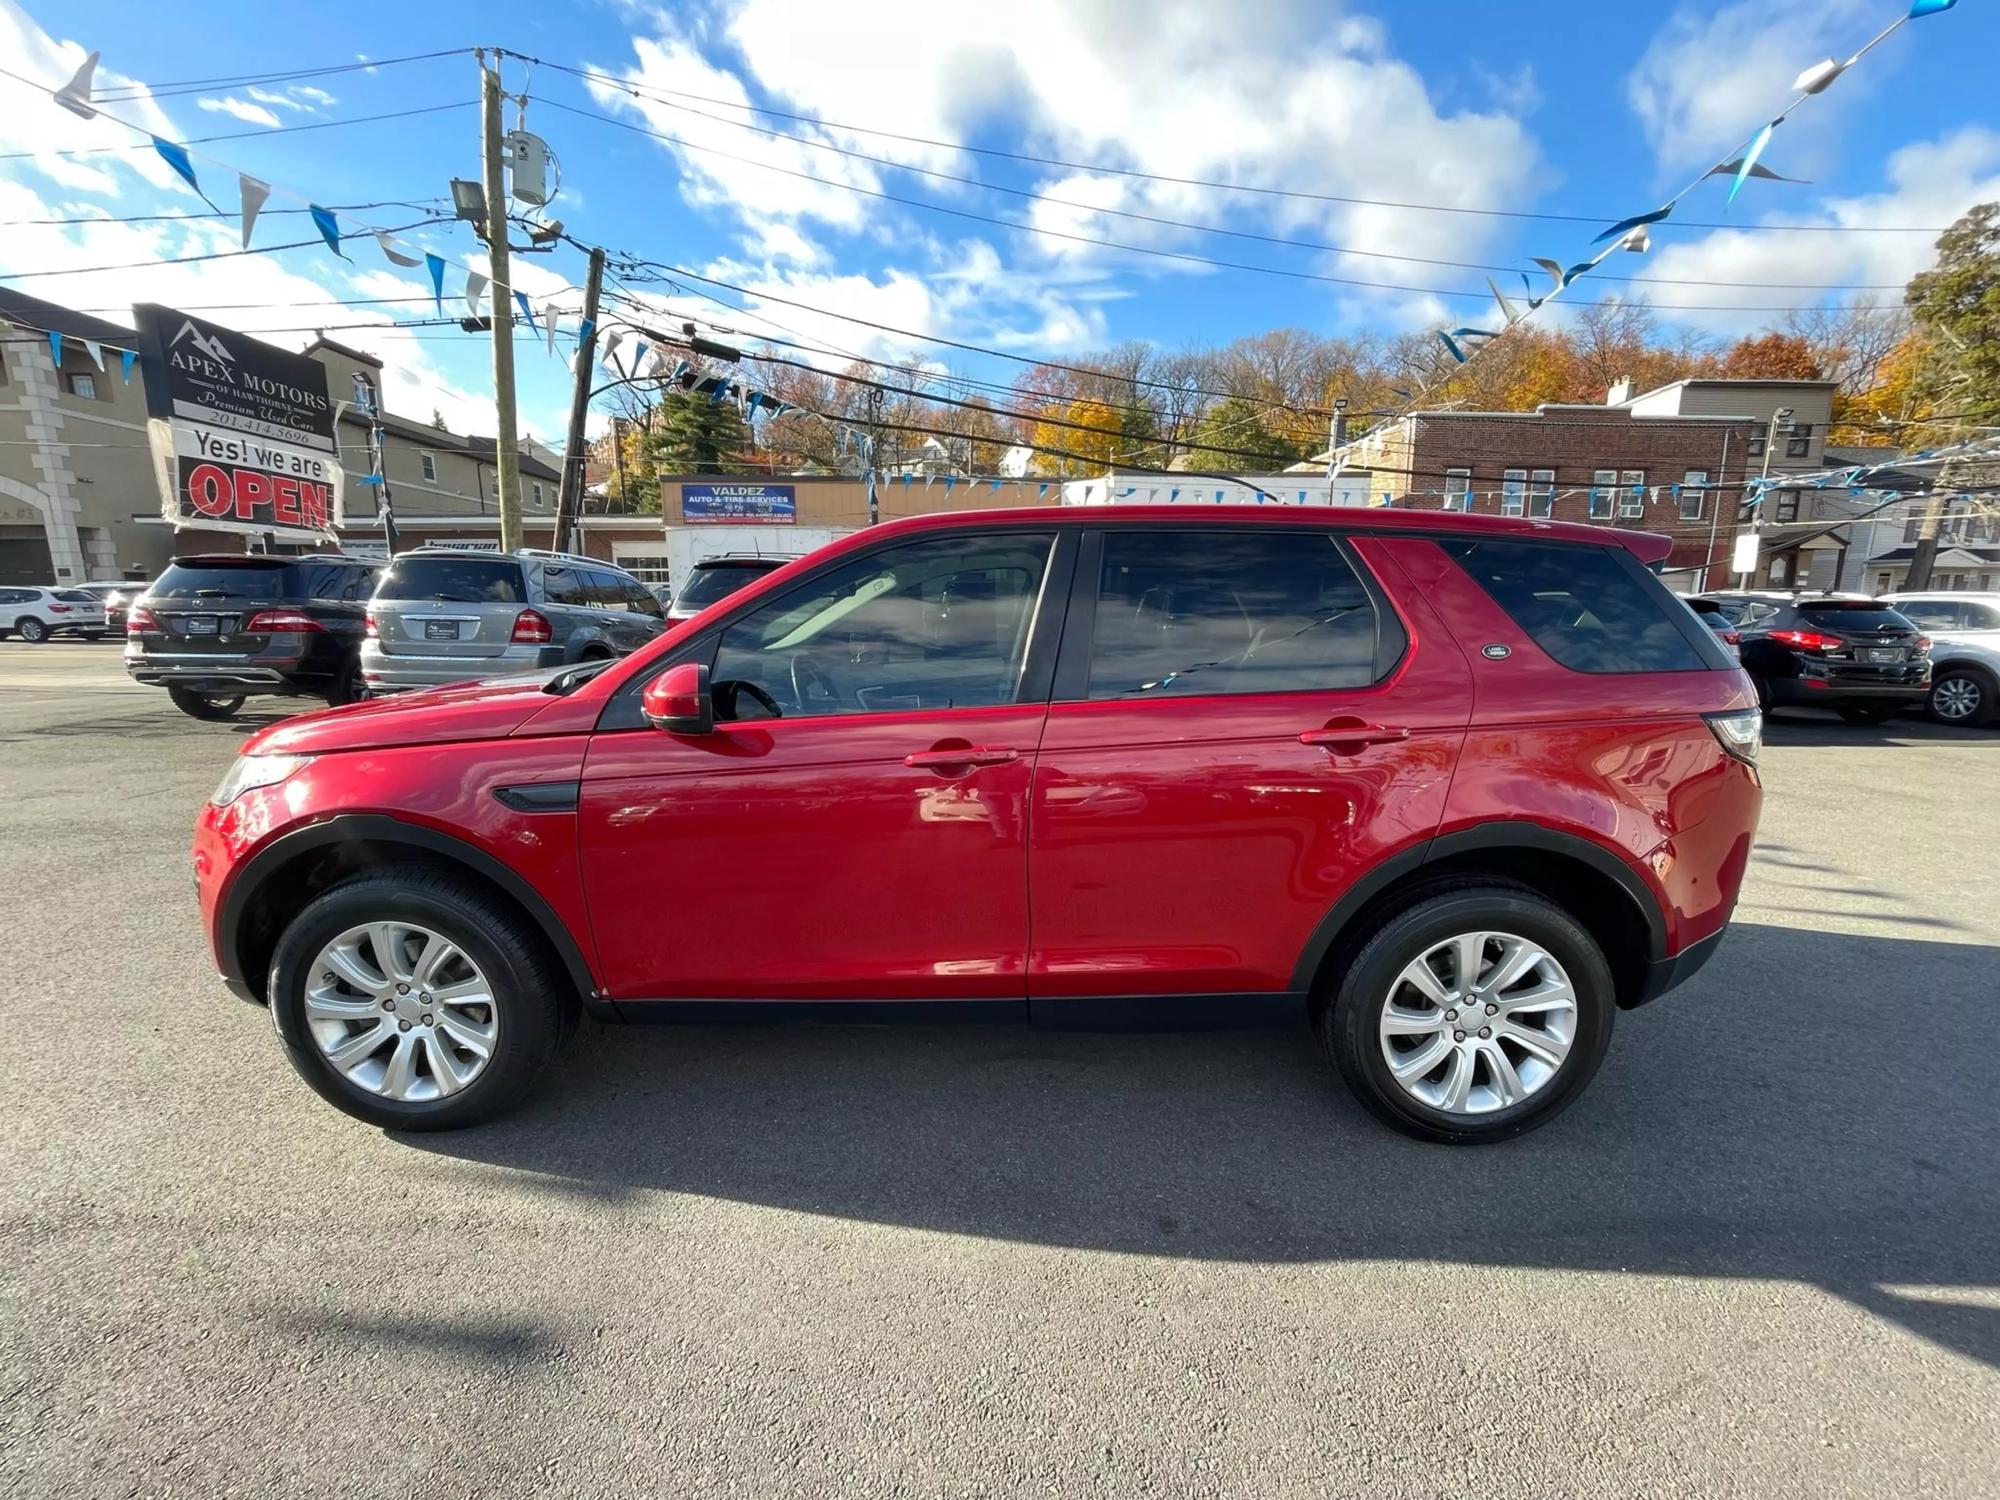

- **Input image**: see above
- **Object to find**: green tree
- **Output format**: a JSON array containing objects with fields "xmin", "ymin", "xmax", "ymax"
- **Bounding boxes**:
[
  {"xmin": 1906, "ymin": 201, "xmax": 2000, "ymax": 427},
  {"xmin": 647, "ymin": 389, "xmax": 751, "ymax": 475},
  {"xmin": 1188, "ymin": 396, "xmax": 1297, "ymax": 467}
]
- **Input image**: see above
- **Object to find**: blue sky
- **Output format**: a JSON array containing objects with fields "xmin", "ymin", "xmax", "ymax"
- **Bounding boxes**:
[{"xmin": 3, "ymin": 0, "xmax": 1995, "ymax": 443}]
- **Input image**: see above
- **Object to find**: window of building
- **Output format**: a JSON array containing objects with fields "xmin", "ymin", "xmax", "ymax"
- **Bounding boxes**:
[
  {"xmin": 1746, "ymin": 433, "xmax": 1766, "ymax": 458},
  {"xmin": 1775, "ymin": 491, "xmax": 1799, "ymax": 523},
  {"xmin": 1500, "ymin": 469, "xmax": 1527, "ymax": 516},
  {"xmin": 1875, "ymin": 572, "xmax": 1893, "ymax": 593},
  {"xmin": 614, "ymin": 552, "xmax": 672, "ymax": 585},
  {"xmin": 1589, "ymin": 469, "xmax": 1616, "ymax": 519},
  {"xmin": 711, "ymin": 532, "xmax": 1055, "ymax": 719},
  {"xmin": 1769, "ymin": 554, "xmax": 1792, "ymax": 585},
  {"xmin": 1679, "ymin": 470, "xmax": 1708, "ymax": 520},
  {"xmin": 1443, "ymin": 469, "xmax": 1471, "ymax": 511},
  {"xmin": 531, "ymin": 482, "xmax": 545, "ymax": 509},
  {"xmin": 1529, "ymin": 469, "xmax": 1555, "ymax": 518},
  {"xmin": 1619, "ymin": 470, "xmax": 1645, "ymax": 518},
  {"xmin": 1903, "ymin": 514, "xmax": 1923, "ymax": 544},
  {"xmin": 420, "ymin": 452, "xmax": 438, "ymax": 483},
  {"xmin": 1785, "ymin": 421, "xmax": 1813, "ymax": 459},
  {"xmin": 66, "ymin": 372, "xmax": 97, "ymax": 399},
  {"xmin": 1084, "ymin": 531, "xmax": 1395, "ymax": 699}
]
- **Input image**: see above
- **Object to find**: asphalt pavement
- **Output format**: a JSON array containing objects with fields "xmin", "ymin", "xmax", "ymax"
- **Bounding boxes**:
[{"xmin": 2, "ymin": 639, "xmax": 1996, "ymax": 1499}]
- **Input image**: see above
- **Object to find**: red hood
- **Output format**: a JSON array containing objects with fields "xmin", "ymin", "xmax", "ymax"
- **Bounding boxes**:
[{"xmin": 244, "ymin": 673, "xmax": 568, "ymax": 756}]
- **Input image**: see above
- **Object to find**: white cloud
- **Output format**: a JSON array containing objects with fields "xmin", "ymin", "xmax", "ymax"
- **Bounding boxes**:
[
  {"xmin": 290, "ymin": 85, "xmax": 338, "ymax": 110},
  {"xmin": 197, "ymin": 97, "xmax": 282, "ymax": 129},
  {"xmin": 1625, "ymin": 0, "xmax": 1882, "ymax": 175},
  {"xmin": 244, "ymin": 85, "xmax": 336, "ymax": 115},
  {"xmin": 1634, "ymin": 127, "xmax": 1998, "ymax": 333},
  {"xmin": 0, "ymin": 0, "xmax": 184, "ymax": 197}
]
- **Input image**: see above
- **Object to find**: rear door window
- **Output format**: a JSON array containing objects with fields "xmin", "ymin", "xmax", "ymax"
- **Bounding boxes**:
[
  {"xmin": 1890, "ymin": 600, "xmax": 1961, "ymax": 630},
  {"xmin": 1442, "ymin": 538, "xmax": 1726, "ymax": 672},
  {"xmin": 584, "ymin": 569, "xmax": 630, "ymax": 610},
  {"xmin": 1083, "ymin": 530, "xmax": 1398, "ymax": 698},
  {"xmin": 376, "ymin": 556, "xmax": 525, "ymax": 604},
  {"xmin": 541, "ymin": 565, "xmax": 591, "ymax": 607}
]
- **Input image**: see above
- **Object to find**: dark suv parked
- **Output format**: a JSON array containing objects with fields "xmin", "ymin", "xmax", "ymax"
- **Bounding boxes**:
[
  {"xmin": 196, "ymin": 507, "xmax": 1762, "ymax": 1143},
  {"xmin": 126, "ymin": 554, "xmax": 379, "ymax": 719},
  {"xmin": 1721, "ymin": 596, "xmax": 1931, "ymax": 722}
]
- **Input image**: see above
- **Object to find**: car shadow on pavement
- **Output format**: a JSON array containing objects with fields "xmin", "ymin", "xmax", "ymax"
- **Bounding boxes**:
[
  {"xmin": 406, "ymin": 921, "xmax": 2000, "ymax": 1370},
  {"xmin": 1761, "ymin": 711, "xmax": 1999, "ymax": 748}
]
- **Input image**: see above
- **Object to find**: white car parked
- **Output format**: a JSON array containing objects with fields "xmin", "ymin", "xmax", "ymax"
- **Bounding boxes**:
[
  {"xmin": 0, "ymin": 586, "xmax": 108, "ymax": 643},
  {"xmin": 1882, "ymin": 592, "xmax": 2000, "ymax": 726}
]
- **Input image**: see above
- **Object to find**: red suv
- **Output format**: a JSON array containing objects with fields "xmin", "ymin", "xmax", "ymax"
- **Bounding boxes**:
[{"xmin": 194, "ymin": 507, "xmax": 1762, "ymax": 1143}]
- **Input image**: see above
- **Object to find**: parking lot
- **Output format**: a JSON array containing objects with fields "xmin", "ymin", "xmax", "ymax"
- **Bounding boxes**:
[{"xmin": 3, "ymin": 639, "xmax": 1996, "ymax": 1499}]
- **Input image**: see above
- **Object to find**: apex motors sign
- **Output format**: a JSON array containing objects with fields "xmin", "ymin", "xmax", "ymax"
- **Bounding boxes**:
[
  {"xmin": 134, "ymin": 303, "xmax": 343, "ymax": 540},
  {"xmin": 681, "ymin": 482, "xmax": 796, "ymax": 523}
]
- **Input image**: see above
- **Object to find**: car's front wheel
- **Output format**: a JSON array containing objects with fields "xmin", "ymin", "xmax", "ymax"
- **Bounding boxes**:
[
  {"xmin": 268, "ymin": 870, "xmax": 571, "ymax": 1130},
  {"xmin": 1321, "ymin": 884, "xmax": 1615, "ymax": 1144},
  {"xmin": 1928, "ymin": 666, "xmax": 1994, "ymax": 727}
]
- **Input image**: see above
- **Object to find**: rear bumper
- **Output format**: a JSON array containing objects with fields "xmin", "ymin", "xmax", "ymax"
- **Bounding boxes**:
[
  {"xmin": 361, "ymin": 641, "xmax": 561, "ymax": 691},
  {"xmin": 1767, "ymin": 674, "xmax": 1929, "ymax": 707},
  {"xmin": 1630, "ymin": 926, "xmax": 1726, "ymax": 1007},
  {"xmin": 126, "ymin": 647, "xmax": 303, "ymax": 692}
]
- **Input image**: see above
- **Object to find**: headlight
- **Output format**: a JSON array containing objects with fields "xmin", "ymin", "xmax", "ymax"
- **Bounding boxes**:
[
  {"xmin": 211, "ymin": 753, "xmax": 314, "ymax": 807},
  {"xmin": 1704, "ymin": 709, "xmax": 1761, "ymax": 766}
]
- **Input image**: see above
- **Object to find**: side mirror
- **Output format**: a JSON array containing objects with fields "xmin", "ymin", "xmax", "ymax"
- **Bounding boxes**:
[{"xmin": 641, "ymin": 662, "xmax": 713, "ymax": 735}]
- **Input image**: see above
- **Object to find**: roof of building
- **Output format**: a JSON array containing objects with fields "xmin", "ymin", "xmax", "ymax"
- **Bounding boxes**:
[
  {"xmin": 466, "ymin": 434, "xmax": 562, "ymax": 481},
  {"xmin": 0, "ymin": 287, "xmax": 136, "ymax": 347},
  {"xmin": 303, "ymin": 335, "xmax": 384, "ymax": 368},
  {"xmin": 1867, "ymin": 544, "xmax": 2000, "ymax": 566}
]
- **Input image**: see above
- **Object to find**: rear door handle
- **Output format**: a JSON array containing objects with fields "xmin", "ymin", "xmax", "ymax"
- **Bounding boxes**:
[
  {"xmin": 1300, "ymin": 722, "xmax": 1410, "ymax": 751},
  {"xmin": 904, "ymin": 746, "xmax": 1020, "ymax": 769}
]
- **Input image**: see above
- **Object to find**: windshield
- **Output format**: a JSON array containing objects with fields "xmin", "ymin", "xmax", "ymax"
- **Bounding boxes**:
[
  {"xmin": 676, "ymin": 562, "xmax": 778, "ymax": 612},
  {"xmin": 1797, "ymin": 603, "xmax": 1916, "ymax": 631},
  {"xmin": 377, "ymin": 555, "xmax": 525, "ymax": 604},
  {"xmin": 150, "ymin": 562, "xmax": 294, "ymax": 600}
]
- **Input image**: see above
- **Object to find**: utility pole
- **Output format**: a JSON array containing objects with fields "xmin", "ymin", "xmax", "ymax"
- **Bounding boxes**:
[
  {"xmin": 551, "ymin": 243, "xmax": 605, "ymax": 555},
  {"xmin": 1905, "ymin": 456, "xmax": 1960, "ymax": 592},
  {"xmin": 479, "ymin": 50, "xmax": 523, "ymax": 553},
  {"xmin": 864, "ymin": 385, "xmax": 883, "ymax": 524},
  {"xmin": 1739, "ymin": 406, "xmax": 1792, "ymax": 589},
  {"xmin": 368, "ymin": 388, "xmax": 399, "ymax": 556}
]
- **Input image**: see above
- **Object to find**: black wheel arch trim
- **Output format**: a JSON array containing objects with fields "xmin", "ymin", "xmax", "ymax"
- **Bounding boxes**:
[
  {"xmin": 1288, "ymin": 821, "xmax": 1669, "ymax": 992},
  {"xmin": 218, "ymin": 814, "xmax": 599, "ymax": 1006}
]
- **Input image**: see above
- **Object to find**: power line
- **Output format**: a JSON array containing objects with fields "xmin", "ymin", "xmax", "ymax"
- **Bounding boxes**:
[
  {"xmin": 1, "ymin": 199, "xmax": 447, "ymax": 228},
  {"xmin": 0, "ymin": 216, "xmax": 452, "ymax": 283},
  {"xmin": 89, "ymin": 48, "xmax": 472, "ymax": 102},
  {"xmin": 537, "ymin": 96, "xmax": 1900, "ymax": 311},
  {"xmin": 534, "ymin": 84, "xmax": 1904, "ymax": 293},
  {"xmin": 0, "ymin": 99, "xmax": 475, "ymax": 162},
  {"xmin": 506, "ymin": 52, "xmax": 1945, "ymax": 236}
]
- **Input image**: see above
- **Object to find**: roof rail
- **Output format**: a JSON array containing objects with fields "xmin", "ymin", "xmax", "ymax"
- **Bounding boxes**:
[{"xmin": 513, "ymin": 546, "xmax": 611, "ymax": 567}]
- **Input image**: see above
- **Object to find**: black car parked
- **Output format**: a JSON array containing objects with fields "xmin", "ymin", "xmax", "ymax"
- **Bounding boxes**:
[
  {"xmin": 1713, "ymin": 595, "xmax": 1932, "ymax": 723},
  {"xmin": 124, "ymin": 554, "xmax": 380, "ymax": 720}
]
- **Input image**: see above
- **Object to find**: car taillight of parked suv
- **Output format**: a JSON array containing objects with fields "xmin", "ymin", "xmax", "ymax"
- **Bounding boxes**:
[
  {"xmin": 361, "ymin": 548, "xmax": 665, "ymax": 694},
  {"xmin": 1730, "ymin": 597, "xmax": 1931, "ymax": 723},
  {"xmin": 126, "ymin": 554, "xmax": 380, "ymax": 718},
  {"xmin": 195, "ymin": 507, "xmax": 1762, "ymax": 1144}
]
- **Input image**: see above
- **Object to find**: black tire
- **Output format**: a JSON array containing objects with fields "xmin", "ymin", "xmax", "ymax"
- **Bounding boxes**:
[
  {"xmin": 16, "ymin": 617, "xmax": 49, "ymax": 644},
  {"xmin": 1320, "ymin": 883, "xmax": 1616, "ymax": 1145},
  {"xmin": 166, "ymin": 685, "xmax": 244, "ymax": 720},
  {"xmin": 1751, "ymin": 673, "xmax": 1772, "ymax": 715},
  {"xmin": 326, "ymin": 655, "xmax": 367, "ymax": 706},
  {"xmin": 1837, "ymin": 704, "xmax": 1899, "ymax": 725},
  {"xmin": 1927, "ymin": 666, "xmax": 1995, "ymax": 727},
  {"xmin": 268, "ymin": 870, "xmax": 572, "ymax": 1130}
]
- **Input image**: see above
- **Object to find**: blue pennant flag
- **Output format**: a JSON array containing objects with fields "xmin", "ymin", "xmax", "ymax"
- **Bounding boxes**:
[
  {"xmin": 901, "ymin": 474, "xmax": 912, "ymax": 490},
  {"xmin": 150, "ymin": 136, "xmax": 217, "ymax": 208},
  {"xmin": 1437, "ymin": 330, "xmax": 1467, "ymax": 364},
  {"xmin": 119, "ymin": 348, "xmax": 136, "ymax": 385},
  {"xmin": 575, "ymin": 317, "xmax": 595, "ymax": 353},
  {"xmin": 514, "ymin": 292, "xmax": 538, "ymax": 337},
  {"xmin": 356, "ymin": 473, "xmax": 384, "ymax": 486},
  {"xmin": 991, "ymin": 478, "xmax": 1002, "ymax": 493},
  {"xmin": 1037, "ymin": 483, "xmax": 1048, "ymax": 500},
  {"xmin": 1169, "ymin": 488, "xmax": 1181, "ymax": 503},
  {"xmin": 308, "ymin": 204, "xmax": 346, "ymax": 259},
  {"xmin": 1910, "ymin": 0, "xmax": 1956, "ymax": 15},
  {"xmin": 1728, "ymin": 122, "xmax": 1776, "ymax": 207},
  {"xmin": 707, "ymin": 380, "xmax": 730, "ymax": 406},
  {"xmin": 46, "ymin": 330, "xmax": 61, "ymax": 368},
  {"xmin": 425, "ymin": 253, "xmax": 446, "ymax": 314},
  {"xmin": 1591, "ymin": 205, "xmax": 1671, "ymax": 245}
]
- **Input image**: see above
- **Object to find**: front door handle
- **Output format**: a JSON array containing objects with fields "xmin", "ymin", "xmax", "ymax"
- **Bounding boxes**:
[
  {"xmin": 904, "ymin": 745, "xmax": 1020, "ymax": 770},
  {"xmin": 1300, "ymin": 720, "xmax": 1409, "ymax": 752}
]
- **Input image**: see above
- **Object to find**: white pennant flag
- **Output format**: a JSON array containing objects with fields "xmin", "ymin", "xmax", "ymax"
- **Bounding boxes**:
[
  {"xmin": 375, "ymin": 231, "xmax": 423, "ymax": 268},
  {"xmin": 601, "ymin": 329, "xmax": 625, "ymax": 374},
  {"xmin": 55, "ymin": 50, "xmax": 100, "ymax": 119},
  {"xmin": 82, "ymin": 339, "xmax": 106, "ymax": 370},
  {"xmin": 238, "ymin": 175, "xmax": 270, "ymax": 249},
  {"xmin": 466, "ymin": 271, "xmax": 488, "ymax": 317},
  {"xmin": 546, "ymin": 309, "xmax": 559, "ymax": 358}
]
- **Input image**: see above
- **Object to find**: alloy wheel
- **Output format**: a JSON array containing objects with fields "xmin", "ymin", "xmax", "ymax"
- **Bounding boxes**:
[
  {"xmin": 1377, "ymin": 931, "xmax": 1577, "ymax": 1116},
  {"xmin": 304, "ymin": 922, "xmax": 499, "ymax": 1102},
  {"xmin": 1933, "ymin": 675, "xmax": 1983, "ymax": 722}
]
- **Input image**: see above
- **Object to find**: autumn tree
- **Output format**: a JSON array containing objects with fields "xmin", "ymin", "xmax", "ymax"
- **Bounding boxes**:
[
  {"xmin": 1721, "ymin": 331, "xmax": 1823, "ymax": 381},
  {"xmin": 1906, "ymin": 200, "xmax": 2000, "ymax": 427}
]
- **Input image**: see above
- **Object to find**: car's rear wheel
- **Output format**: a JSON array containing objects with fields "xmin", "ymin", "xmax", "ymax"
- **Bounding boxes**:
[
  {"xmin": 16, "ymin": 617, "xmax": 49, "ymax": 644},
  {"xmin": 166, "ymin": 685, "xmax": 244, "ymax": 720},
  {"xmin": 268, "ymin": 870, "xmax": 570, "ymax": 1130},
  {"xmin": 326, "ymin": 656, "xmax": 367, "ymax": 706},
  {"xmin": 1928, "ymin": 667, "xmax": 1993, "ymax": 727},
  {"xmin": 1321, "ymin": 884, "xmax": 1615, "ymax": 1144},
  {"xmin": 1837, "ymin": 704, "xmax": 1900, "ymax": 725}
]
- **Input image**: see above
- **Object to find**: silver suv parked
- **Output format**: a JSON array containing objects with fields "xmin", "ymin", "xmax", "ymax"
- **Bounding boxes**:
[{"xmin": 361, "ymin": 548, "xmax": 666, "ymax": 694}]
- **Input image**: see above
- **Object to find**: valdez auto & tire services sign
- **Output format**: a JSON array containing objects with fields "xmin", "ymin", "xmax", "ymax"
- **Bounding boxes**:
[
  {"xmin": 134, "ymin": 303, "xmax": 343, "ymax": 540},
  {"xmin": 681, "ymin": 482, "xmax": 795, "ymax": 523}
]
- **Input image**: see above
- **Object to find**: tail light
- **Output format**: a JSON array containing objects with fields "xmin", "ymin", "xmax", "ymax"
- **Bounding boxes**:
[
  {"xmin": 510, "ymin": 608, "xmax": 553, "ymax": 643},
  {"xmin": 125, "ymin": 604, "xmax": 160, "ymax": 634},
  {"xmin": 1768, "ymin": 627, "xmax": 1842, "ymax": 652},
  {"xmin": 1914, "ymin": 635, "xmax": 1931, "ymax": 655},
  {"xmin": 242, "ymin": 609, "xmax": 325, "ymax": 634},
  {"xmin": 364, "ymin": 612, "xmax": 378, "ymax": 639},
  {"xmin": 1705, "ymin": 709, "xmax": 1762, "ymax": 765},
  {"xmin": 1721, "ymin": 630, "xmax": 1741, "ymax": 646},
  {"xmin": 48, "ymin": 603, "xmax": 71, "ymax": 614}
]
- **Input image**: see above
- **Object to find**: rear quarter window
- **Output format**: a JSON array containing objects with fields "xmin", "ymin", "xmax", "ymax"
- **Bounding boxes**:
[{"xmin": 1441, "ymin": 538, "xmax": 1727, "ymax": 673}]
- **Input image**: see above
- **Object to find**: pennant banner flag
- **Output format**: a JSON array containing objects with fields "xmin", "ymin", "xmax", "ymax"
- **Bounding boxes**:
[
  {"xmin": 991, "ymin": 478, "xmax": 1003, "ymax": 493},
  {"xmin": 46, "ymin": 330, "xmax": 61, "ymax": 368},
  {"xmin": 1705, "ymin": 158, "xmax": 1804, "ymax": 185},
  {"xmin": 601, "ymin": 328, "xmax": 624, "ymax": 371},
  {"xmin": 238, "ymin": 175, "xmax": 269, "ymax": 249},
  {"xmin": 82, "ymin": 339, "xmax": 105, "ymax": 370},
  {"xmin": 1909, "ymin": 0, "xmax": 1955, "ymax": 16},
  {"xmin": 55, "ymin": 50, "xmax": 100, "ymax": 120},
  {"xmin": 943, "ymin": 475, "xmax": 956, "ymax": 496},
  {"xmin": 1728, "ymin": 121, "xmax": 1777, "ymax": 207},
  {"xmin": 150, "ymin": 137, "xmax": 214, "ymax": 208},
  {"xmin": 119, "ymin": 348, "xmax": 136, "ymax": 385},
  {"xmin": 546, "ymin": 310, "xmax": 559, "ymax": 358},
  {"xmin": 514, "ymin": 291, "xmax": 537, "ymax": 337},
  {"xmin": 1591, "ymin": 205, "xmax": 1670, "ymax": 245},
  {"xmin": 425, "ymin": 253, "xmax": 446, "ymax": 314},
  {"xmin": 466, "ymin": 270, "xmax": 487, "ymax": 317},
  {"xmin": 375, "ymin": 231, "xmax": 422, "ymax": 268},
  {"xmin": 1437, "ymin": 330, "xmax": 1467, "ymax": 364},
  {"xmin": 309, "ymin": 204, "xmax": 346, "ymax": 258},
  {"xmin": 574, "ymin": 317, "xmax": 594, "ymax": 353},
  {"xmin": 1037, "ymin": 483, "xmax": 1048, "ymax": 500}
]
